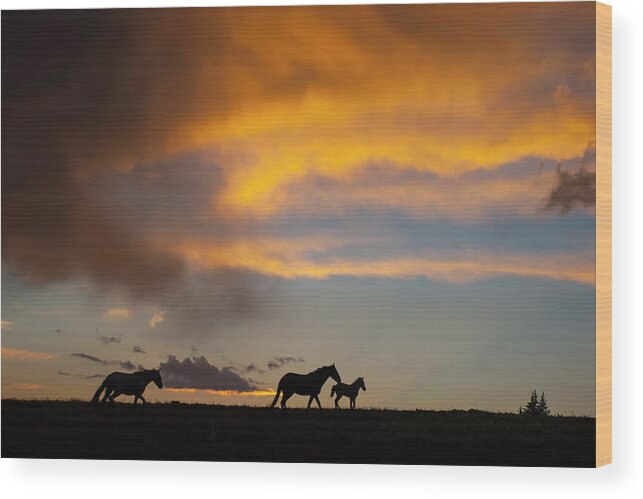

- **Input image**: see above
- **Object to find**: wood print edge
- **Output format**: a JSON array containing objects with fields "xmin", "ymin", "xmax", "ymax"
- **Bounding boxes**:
[{"xmin": 595, "ymin": 0, "xmax": 612, "ymax": 468}]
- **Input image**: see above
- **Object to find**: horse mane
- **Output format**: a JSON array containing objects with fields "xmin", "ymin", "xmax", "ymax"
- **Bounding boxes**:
[{"xmin": 308, "ymin": 365, "xmax": 330, "ymax": 375}]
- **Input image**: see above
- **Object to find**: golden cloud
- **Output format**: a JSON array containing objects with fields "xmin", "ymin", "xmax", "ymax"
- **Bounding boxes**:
[
  {"xmin": 3, "ymin": 4, "xmax": 597, "ymax": 300},
  {"xmin": 102, "ymin": 307, "xmax": 131, "ymax": 321},
  {"xmin": 174, "ymin": 238, "xmax": 594, "ymax": 286},
  {"xmin": 149, "ymin": 311, "xmax": 166, "ymax": 328}
]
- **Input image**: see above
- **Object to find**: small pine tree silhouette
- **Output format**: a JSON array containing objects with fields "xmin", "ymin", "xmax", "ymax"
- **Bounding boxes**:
[
  {"xmin": 538, "ymin": 392, "xmax": 551, "ymax": 416},
  {"xmin": 519, "ymin": 389, "xmax": 551, "ymax": 415}
]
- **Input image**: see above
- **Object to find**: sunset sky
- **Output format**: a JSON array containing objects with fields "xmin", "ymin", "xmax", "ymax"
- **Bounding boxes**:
[{"xmin": 2, "ymin": 3, "xmax": 597, "ymax": 414}]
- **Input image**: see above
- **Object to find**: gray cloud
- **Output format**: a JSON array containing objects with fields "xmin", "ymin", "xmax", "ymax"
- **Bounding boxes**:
[
  {"xmin": 546, "ymin": 141, "xmax": 596, "ymax": 214},
  {"xmin": 99, "ymin": 336, "xmax": 121, "ymax": 345},
  {"xmin": 159, "ymin": 355, "xmax": 257, "ymax": 392},
  {"xmin": 243, "ymin": 363, "xmax": 266, "ymax": 374},
  {"xmin": 132, "ymin": 345, "xmax": 146, "ymax": 354},
  {"xmin": 70, "ymin": 352, "xmax": 136, "ymax": 371},
  {"xmin": 58, "ymin": 370, "xmax": 106, "ymax": 380},
  {"xmin": 71, "ymin": 353, "xmax": 107, "ymax": 364},
  {"xmin": 266, "ymin": 356, "xmax": 305, "ymax": 370},
  {"xmin": 116, "ymin": 360, "xmax": 136, "ymax": 371}
]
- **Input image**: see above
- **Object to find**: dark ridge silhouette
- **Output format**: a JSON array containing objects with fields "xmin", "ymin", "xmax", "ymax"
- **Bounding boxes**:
[
  {"xmin": 270, "ymin": 364, "xmax": 341, "ymax": 409},
  {"xmin": 331, "ymin": 377, "xmax": 366, "ymax": 409},
  {"xmin": 91, "ymin": 369, "xmax": 162, "ymax": 405},
  {"xmin": 1, "ymin": 400, "xmax": 597, "ymax": 466}
]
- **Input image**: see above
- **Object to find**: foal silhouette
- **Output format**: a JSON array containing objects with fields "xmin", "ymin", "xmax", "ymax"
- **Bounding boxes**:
[
  {"xmin": 330, "ymin": 377, "xmax": 366, "ymax": 409},
  {"xmin": 91, "ymin": 369, "xmax": 163, "ymax": 405},
  {"xmin": 270, "ymin": 364, "xmax": 341, "ymax": 409}
]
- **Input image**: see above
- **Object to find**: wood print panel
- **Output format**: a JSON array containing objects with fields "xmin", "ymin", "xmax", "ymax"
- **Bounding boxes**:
[{"xmin": 1, "ymin": 2, "xmax": 610, "ymax": 467}]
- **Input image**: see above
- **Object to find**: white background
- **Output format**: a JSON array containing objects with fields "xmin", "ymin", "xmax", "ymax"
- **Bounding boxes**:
[{"xmin": 1, "ymin": 0, "xmax": 641, "ymax": 497}]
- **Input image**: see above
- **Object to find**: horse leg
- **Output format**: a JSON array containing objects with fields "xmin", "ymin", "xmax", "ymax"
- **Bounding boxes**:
[
  {"xmin": 108, "ymin": 391, "xmax": 121, "ymax": 403},
  {"xmin": 281, "ymin": 391, "xmax": 293, "ymax": 408},
  {"xmin": 314, "ymin": 395, "xmax": 322, "ymax": 409},
  {"xmin": 101, "ymin": 388, "xmax": 113, "ymax": 403},
  {"xmin": 307, "ymin": 396, "xmax": 314, "ymax": 409},
  {"xmin": 350, "ymin": 398, "xmax": 355, "ymax": 410},
  {"xmin": 335, "ymin": 395, "xmax": 342, "ymax": 409},
  {"xmin": 139, "ymin": 394, "xmax": 146, "ymax": 405}
]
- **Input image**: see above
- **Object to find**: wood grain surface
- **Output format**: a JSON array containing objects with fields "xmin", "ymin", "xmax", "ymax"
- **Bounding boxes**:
[{"xmin": 595, "ymin": 1, "xmax": 612, "ymax": 468}]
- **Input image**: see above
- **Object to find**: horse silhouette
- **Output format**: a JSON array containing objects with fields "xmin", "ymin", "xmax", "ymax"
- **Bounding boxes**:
[
  {"xmin": 91, "ymin": 369, "xmax": 162, "ymax": 405},
  {"xmin": 270, "ymin": 364, "xmax": 341, "ymax": 409},
  {"xmin": 330, "ymin": 377, "xmax": 366, "ymax": 409}
]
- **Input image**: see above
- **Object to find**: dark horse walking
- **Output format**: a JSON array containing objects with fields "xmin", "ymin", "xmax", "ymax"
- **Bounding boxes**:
[
  {"xmin": 91, "ymin": 369, "xmax": 163, "ymax": 405},
  {"xmin": 270, "ymin": 364, "xmax": 341, "ymax": 409},
  {"xmin": 331, "ymin": 377, "xmax": 366, "ymax": 409}
]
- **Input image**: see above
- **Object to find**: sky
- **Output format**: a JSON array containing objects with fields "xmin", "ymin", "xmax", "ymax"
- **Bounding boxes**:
[{"xmin": 1, "ymin": 3, "xmax": 597, "ymax": 414}]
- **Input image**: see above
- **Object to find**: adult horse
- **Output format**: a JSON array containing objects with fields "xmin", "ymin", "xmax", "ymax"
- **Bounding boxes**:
[
  {"xmin": 91, "ymin": 369, "xmax": 163, "ymax": 405},
  {"xmin": 330, "ymin": 377, "xmax": 366, "ymax": 409},
  {"xmin": 270, "ymin": 364, "xmax": 341, "ymax": 409}
]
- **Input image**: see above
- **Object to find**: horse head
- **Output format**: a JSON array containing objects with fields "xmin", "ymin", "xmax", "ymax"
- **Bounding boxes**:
[
  {"xmin": 151, "ymin": 368, "xmax": 163, "ymax": 389},
  {"xmin": 327, "ymin": 363, "xmax": 342, "ymax": 383},
  {"xmin": 358, "ymin": 377, "xmax": 366, "ymax": 391}
]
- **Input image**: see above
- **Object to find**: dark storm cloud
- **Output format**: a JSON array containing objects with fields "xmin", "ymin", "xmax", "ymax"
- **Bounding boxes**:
[
  {"xmin": 243, "ymin": 363, "xmax": 265, "ymax": 374},
  {"xmin": 1, "ymin": 9, "xmax": 232, "ymax": 302},
  {"xmin": 266, "ymin": 356, "xmax": 305, "ymax": 370},
  {"xmin": 57, "ymin": 371, "xmax": 72, "ymax": 376},
  {"xmin": 98, "ymin": 336, "xmax": 121, "ymax": 345},
  {"xmin": 132, "ymin": 346, "xmax": 146, "ymax": 354},
  {"xmin": 546, "ymin": 142, "xmax": 596, "ymax": 215},
  {"xmin": 159, "ymin": 355, "xmax": 258, "ymax": 392}
]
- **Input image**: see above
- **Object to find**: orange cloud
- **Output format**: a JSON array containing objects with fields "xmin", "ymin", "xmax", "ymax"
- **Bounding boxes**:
[
  {"xmin": 149, "ymin": 311, "xmax": 166, "ymax": 328},
  {"xmin": 8, "ymin": 5, "xmax": 594, "ymax": 216},
  {"xmin": 102, "ymin": 307, "xmax": 131, "ymax": 320},
  {"xmin": 3, "ymin": 4, "xmax": 597, "ymax": 301},
  {"xmin": 8, "ymin": 383, "xmax": 46, "ymax": 391},
  {"xmin": 2, "ymin": 347, "xmax": 57, "ymax": 360},
  {"xmin": 166, "ymin": 387, "xmax": 276, "ymax": 397}
]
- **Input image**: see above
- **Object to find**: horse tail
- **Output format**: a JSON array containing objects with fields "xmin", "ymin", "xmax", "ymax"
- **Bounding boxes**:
[
  {"xmin": 330, "ymin": 384, "xmax": 337, "ymax": 398},
  {"xmin": 270, "ymin": 381, "xmax": 282, "ymax": 408},
  {"xmin": 91, "ymin": 380, "xmax": 106, "ymax": 404}
]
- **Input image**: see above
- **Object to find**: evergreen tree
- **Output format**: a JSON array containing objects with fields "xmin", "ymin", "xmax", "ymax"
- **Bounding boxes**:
[
  {"xmin": 538, "ymin": 392, "xmax": 551, "ymax": 416},
  {"xmin": 520, "ymin": 389, "xmax": 551, "ymax": 415}
]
